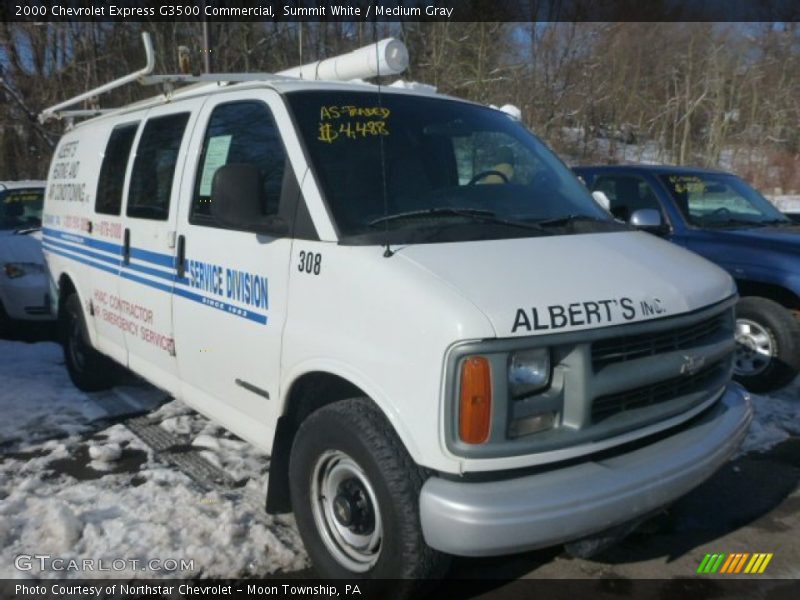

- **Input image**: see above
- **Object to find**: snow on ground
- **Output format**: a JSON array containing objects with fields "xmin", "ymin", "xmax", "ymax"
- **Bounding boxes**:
[
  {"xmin": 0, "ymin": 339, "xmax": 798, "ymax": 579},
  {"xmin": 0, "ymin": 342, "xmax": 105, "ymax": 445},
  {"xmin": 0, "ymin": 340, "xmax": 307, "ymax": 579},
  {"xmin": 767, "ymin": 195, "xmax": 800, "ymax": 213},
  {"xmin": 739, "ymin": 377, "xmax": 800, "ymax": 456}
]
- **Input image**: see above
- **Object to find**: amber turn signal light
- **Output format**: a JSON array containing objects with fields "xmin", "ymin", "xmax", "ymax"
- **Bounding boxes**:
[{"xmin": 459, "ymin": 356, "xmax": 492, "ymax": 444}]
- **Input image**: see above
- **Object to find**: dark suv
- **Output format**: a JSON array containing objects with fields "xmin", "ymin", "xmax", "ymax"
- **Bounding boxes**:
[{"xmin": 574, "ymin": 165, "xmax": 800, "ymax": 392}]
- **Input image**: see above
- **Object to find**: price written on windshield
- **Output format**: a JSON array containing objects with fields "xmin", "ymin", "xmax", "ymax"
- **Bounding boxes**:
[{"xmin": 317, "ymin": 105, "xmax": 391, "ymax": 144}]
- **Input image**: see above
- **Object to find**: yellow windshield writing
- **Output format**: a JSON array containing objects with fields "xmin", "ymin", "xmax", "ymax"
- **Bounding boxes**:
[
  {"xmin": 3, "ymin": 192, "xmax": 43, "ymax": 204},
  {"xmin": 318, "ymin": 105, "xmax": 391, "ymax": 144},
  {"xmin": 668, "ymin": 175, "xmax": 706, "ymax": 195}
]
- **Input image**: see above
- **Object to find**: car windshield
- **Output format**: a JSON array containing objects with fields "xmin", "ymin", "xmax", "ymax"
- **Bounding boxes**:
[
  {"xmin": 287, "ymin": 91, "xmax": 618, "ymax": 244},
  {"xmin": 0, "ymin": 188, "xmax": 44, "ymax": 230},
  {"xmin": 658, "ymin": 172, "xmax": 789, "ymax": 228}
]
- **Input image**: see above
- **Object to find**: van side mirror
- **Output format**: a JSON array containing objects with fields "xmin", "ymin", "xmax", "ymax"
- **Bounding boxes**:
[
  {"xmin": 629, "ymin": 208, "xmax": 665, "ymax": 233},
  {"xmin": 210, "ymin": 163, "xmax": 288, "ymax": 236}
]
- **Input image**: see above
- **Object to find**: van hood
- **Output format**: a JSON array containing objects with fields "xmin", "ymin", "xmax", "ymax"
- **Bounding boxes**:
[
  {"xmin": 0, "ymin": 230, "xmax": 45, "ymax": 264},
  {"xmin": 396, "ymin": 231, "xmax": 735, "ymax": 337}
]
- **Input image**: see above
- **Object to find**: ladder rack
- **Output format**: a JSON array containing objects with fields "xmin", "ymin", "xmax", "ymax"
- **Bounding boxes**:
[
  {"xmin": 39, "ymin": 32, "xmax": 155, "ymax": 123},
  {"xmin": 38, "ymin": 33, "xmax": 409, "ymax": 124}
]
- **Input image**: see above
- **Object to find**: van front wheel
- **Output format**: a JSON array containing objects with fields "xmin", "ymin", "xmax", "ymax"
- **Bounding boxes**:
[
  {"xmin": 289, "ymin": 398, "xmax": 448, "ymax": 581},
  {"xmin": 62, "ymin": 294, "xmax": 118, "ymax": 392}
]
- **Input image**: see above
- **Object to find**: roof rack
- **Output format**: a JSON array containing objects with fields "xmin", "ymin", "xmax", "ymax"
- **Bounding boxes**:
[{"xmin": 38, "ymin": 33, "xmax": 409, "ymax": 124}]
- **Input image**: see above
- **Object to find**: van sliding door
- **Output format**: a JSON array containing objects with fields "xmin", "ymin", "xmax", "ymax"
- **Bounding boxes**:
[{"xmin": 116, "ymin": 99, "xmax": 204, "ymax": 393}]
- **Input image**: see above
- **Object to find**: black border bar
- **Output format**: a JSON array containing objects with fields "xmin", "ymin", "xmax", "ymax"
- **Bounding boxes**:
[{"xmin": 2, "ymin": 1, "xmax": 800, "ymax": 23}]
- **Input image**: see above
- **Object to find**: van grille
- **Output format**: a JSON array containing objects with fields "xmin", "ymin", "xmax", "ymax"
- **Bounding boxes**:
[
  {"xmin": 591, "ymin": 358, "xmax": 730, "ymax": 423},
  {"xmin": 592, "ymin": 312, "xmax": 729, "ymax": 370}
]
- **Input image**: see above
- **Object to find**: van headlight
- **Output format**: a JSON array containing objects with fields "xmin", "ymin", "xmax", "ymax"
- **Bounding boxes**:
[
  {"xmin": 4, "ymin": 262, "xmax": 44, "ymax": 279},
  {"xmin": 508, "ymin": 348, "xmax": 551, "ymax": 398}
]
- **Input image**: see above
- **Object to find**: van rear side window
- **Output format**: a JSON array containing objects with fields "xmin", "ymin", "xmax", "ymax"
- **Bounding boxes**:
[
  {"xmin": 95, "ymin": 123, "xmax": 138, "ymax": 215},
  {"xmin": 191, "ymin": 101, "xmax": 286, "ymax": 226},
  {"xmin": 127, "ymin": 113, "xmax": 190, "ymax": 220}
]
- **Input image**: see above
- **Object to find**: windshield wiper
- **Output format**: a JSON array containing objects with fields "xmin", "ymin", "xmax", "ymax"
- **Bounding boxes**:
[
  {"xmin": 758, "ymin": 219, "xmax": 795, "ymax": 226},
  {"xmin": 703, "ymin": 218, "xmax": 769, "ymax": 228},
  {"xmin": 533, "ymin": 214, "xmax": 611, "ymax": 227},
  {"xmin": 13, "ymin": 226, "xmax": 41, "ymax": 235},
  {"xmin": 369, "ymin": 208, "xmax": 553, "ymax": 233},
  {"xmin": 369, "ymin": 207, "xmax": 493, "ymax": 226}
]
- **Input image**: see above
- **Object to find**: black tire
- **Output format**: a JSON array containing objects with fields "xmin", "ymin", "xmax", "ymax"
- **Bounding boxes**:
[
  {"xmin": 0, "ymin": 301, "xmax": 10, "ymax": 338},
  {"xmin": 289, "ymin": 397, "xmax": 449, "ymax": 586},
  {"xmin": 61, "ymin": 293, "xmax": 118, "ymax": 392},
  {"xmin": 734, "ymin": 297, "xmax": 800, "ymax": 393}
]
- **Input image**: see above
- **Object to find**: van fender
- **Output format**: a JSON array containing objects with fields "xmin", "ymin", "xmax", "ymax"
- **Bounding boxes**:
[
  {"xmin": 266, "ymin": 358, "xmax": 431, "ymax": 514},
  {"xmin": 280, "ymin": 358, "xmax": 424, "ymax": 464},
  {"xmin": 55, "ymin": 269, "xmax": 99, "ymax": 347}
]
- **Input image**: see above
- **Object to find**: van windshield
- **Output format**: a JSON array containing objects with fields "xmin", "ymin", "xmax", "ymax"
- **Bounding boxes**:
[
  {"xmin": 0, "ymin": 188, "xmax": 44, "ymax": 231},
  {"xmin": 287, "ymin": 91, "xmax": 619, "ymax": 244}
]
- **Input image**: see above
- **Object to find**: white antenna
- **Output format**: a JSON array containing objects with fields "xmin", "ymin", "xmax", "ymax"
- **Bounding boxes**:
[{"xmin": 39, "ymin": 32, "xmax": 156, "ymax": 123}]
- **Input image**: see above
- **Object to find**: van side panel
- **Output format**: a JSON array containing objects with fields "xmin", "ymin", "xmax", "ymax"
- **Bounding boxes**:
[{"xmin": 43, "ymin": 122, "xmax": 129, "ymax": 365}]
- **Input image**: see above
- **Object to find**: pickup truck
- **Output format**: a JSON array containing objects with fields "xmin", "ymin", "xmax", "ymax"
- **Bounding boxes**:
[{"xmin": 574, "ymin": 165, "xmax": 800, "ymax": 392}]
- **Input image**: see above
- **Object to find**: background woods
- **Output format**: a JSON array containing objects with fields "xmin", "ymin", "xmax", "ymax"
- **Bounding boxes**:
[{"xmin": 1, "ymin": 21, "xmax": 798, "ymax": 192}]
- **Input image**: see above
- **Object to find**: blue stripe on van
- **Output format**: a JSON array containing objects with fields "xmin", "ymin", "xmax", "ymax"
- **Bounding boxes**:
[
  {"xmin": 42, "ymin": 241, "xmax": 121, "ymax": 277},
  {"xmin": 42, "ymin": 234, "xmax": 186, "ymax": 285},
  {"xmin": 43, "ymin": 227, "xmax": 176, "ymax": 269},
  {"xmin": 43, "ymin": 233, "xmax": 268, "ymax": 325},
  {"xmin": 43, "ymin": 227, "xmax": 125, "ymax": 256}
]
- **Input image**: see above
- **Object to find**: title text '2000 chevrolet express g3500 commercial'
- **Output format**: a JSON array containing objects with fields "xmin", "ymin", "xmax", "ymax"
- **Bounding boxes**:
[{"xmin": 40, "ymin": 35, "xmax": 751, "ymax": 580}]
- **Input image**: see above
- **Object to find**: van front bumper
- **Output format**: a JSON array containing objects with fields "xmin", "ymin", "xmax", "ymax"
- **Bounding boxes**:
[{"xmin": 419, "ymin": 383, "xmax": 751, "ymax": 557}]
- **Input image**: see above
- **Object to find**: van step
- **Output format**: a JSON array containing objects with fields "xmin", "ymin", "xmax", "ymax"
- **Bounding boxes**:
[
  {"xmin": 123, "ymin": 413, "xmax": 303, "ymax": 556},
  {"xmin": 125, "ymin": 415, "xmax": 237, "ymax": 490}
]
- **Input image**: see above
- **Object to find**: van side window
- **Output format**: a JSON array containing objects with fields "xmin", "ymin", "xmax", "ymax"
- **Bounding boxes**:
[
  {"xmin": 95, "ymin": 124, "xmax": 138, "ymax": 215},
  {"xmin": 127, "ymin": 113, "xmax": 190, "ymax": 220},
  {"xmin": 191, "ymin": 101, "xmax": 286, "ymax": 225}
]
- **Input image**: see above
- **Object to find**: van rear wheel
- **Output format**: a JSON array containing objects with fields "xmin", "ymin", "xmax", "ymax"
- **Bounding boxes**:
[
  {"xmin": 289, "ymin": 398, "xmax": 449, "ymax": 584},
  {"xmin": 62, "ymin": 293, "xmax": 118, "ymax": 392},
  {"xmin": 734, "ymin": 297, "xmax": 800, "ymax": 393},
  {"xmin": 0, "ymin": 301, "xmax": 10, "ymax": 338}
]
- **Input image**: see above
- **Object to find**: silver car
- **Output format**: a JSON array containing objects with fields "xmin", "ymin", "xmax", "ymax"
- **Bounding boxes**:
[{"xmin": 0, "ymin": 181, "xmax": 53, "ymax": 334}]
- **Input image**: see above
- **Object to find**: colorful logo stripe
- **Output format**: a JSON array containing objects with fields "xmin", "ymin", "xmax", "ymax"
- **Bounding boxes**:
[{"xmin": 697, "ymin": 552, "xmax": 773, "ymax": 574}]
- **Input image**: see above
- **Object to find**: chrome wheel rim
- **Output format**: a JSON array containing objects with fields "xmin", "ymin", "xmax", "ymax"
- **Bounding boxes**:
[
  {"xmin": 310, "ymin": 450, "xmax": 382, "ymax": 572},
  {"xmin": 734, "ymin": 318, "xmax": 775, "ymax": 376}
]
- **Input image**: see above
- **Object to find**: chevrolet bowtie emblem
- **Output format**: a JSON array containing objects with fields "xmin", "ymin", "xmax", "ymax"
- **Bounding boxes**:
[{"xmin": 681, "ymin": 354, "xmax": 707, "ymax": 376}]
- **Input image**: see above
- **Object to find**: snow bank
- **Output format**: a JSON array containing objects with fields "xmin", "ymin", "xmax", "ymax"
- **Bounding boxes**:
[
  {"xmin": 738, "ymin": 377, "xmax": 800, "ymax": 455},
  {"xmin": 0, "ymin": 340, "xmax": 306, "ymax": 578},
  {"xmin": 0, "ymin": 406, "xmax": 307, "ymax": 578},
  {"xmin": 0, "ymin": 341, "xmax": 105, "ymax": 445},
  {"xmin": 767, "ymin": 195, "xmax": 800, "ymax": 213}
]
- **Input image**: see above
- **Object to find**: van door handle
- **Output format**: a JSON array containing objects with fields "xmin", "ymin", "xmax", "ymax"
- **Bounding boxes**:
[
  {"xmin": 123, "ymin": 228, "xmax": 130, "ymax": 265},
  {"xmin": 176, "ymin": 234, "xmax": 186, "ymax": 279}
]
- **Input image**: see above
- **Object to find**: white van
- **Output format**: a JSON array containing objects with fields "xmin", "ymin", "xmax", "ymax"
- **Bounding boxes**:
[
  {"xmin": 41, "ymin": 36, "xmax": 751, "ymax": 579},
  {"xmin": 0, "ymin": 181, "xmax": 53, "ymax": 334}
]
